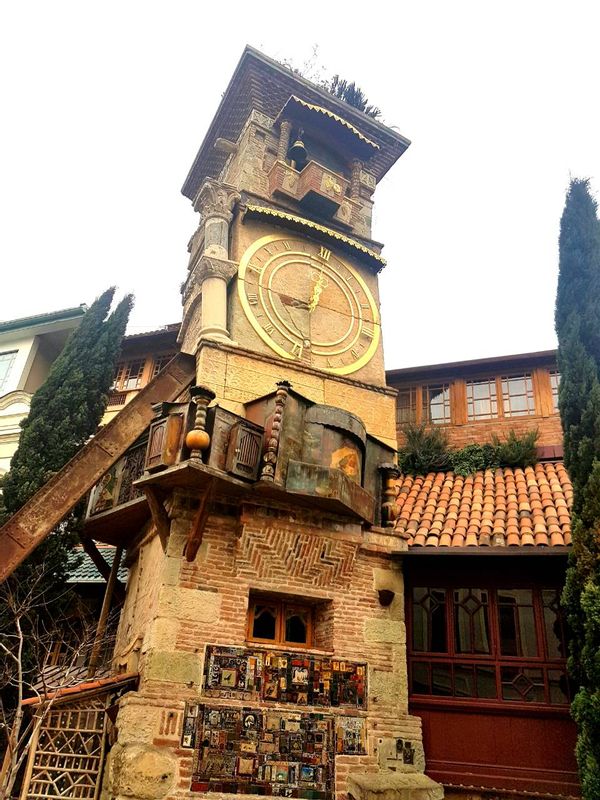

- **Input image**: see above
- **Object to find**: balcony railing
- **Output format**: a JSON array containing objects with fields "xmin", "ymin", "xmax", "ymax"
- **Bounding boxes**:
[{"xmin": 87, "ymin": 441, "xmax": 147, "ymax": 517}]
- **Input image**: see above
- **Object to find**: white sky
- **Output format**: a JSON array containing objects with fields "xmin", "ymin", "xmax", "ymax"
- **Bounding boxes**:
[{"xmin": 1, "ymin": 1, "xmax": 599, "ymax": 369}]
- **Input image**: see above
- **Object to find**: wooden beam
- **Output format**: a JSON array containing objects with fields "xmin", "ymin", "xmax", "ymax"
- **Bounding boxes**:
[
  {"xmin": 143, "ymin": 486, "xmax": 170, "ymax": 549},
  {"xmin": 79, "ymin": 536, "xmax": 125, "ymax": 603},
  {"xmin": 0, "ymin": 353, "xmax": 195, "ymax": 582},
  {"xmin": 184, "ymin": 480, "xmax": 214, "ymax": 562},
  {"xmin": 87, "ymin": 546, "xmax": 123, "ymax": 678}
]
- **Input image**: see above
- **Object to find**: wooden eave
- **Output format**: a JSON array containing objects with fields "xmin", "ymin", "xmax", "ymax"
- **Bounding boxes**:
[
  {"xmin": 274, "ymin": 95, "xmax": 379, "ymax": 160},
  {"xmin": 386, "ymin": 349, "xmax": 558, "ymax": 385},
  {"xmin": 181, "ymin": 46, "xmax": 410, "ymax": 201}
]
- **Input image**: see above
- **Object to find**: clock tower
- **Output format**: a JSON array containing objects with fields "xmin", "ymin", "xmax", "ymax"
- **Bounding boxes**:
[
  {"xmin": 95, "ymin": 46, "xmax": 443, "ymax": 800},
  {"xmin": 178, "ymin": 48, "xmax": 410, "ymax": 448}
]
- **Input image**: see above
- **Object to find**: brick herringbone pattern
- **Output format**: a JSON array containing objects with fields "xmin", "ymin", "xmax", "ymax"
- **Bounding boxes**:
[{"xmin": 235, "ymin": 526, "xmax": 357, "ymax": 588}]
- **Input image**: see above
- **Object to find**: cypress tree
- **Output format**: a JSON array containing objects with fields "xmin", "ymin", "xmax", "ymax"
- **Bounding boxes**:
[
  {"xmin": 556, "ymin": 178, "xmax": 600, "ymax": 798},
  {"xmin": 0, "ymin": 288, "xmax": 132, "ymax": 733}
]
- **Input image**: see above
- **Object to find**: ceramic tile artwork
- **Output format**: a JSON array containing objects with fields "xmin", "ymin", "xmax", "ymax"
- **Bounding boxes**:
[
  {"xmin": 203, "ymin": 645, "xmax": 367, "ymax": 708},
  {"xmin": 334, "ymin": 716, "xmax": 366, "ymax": 755},
  {"xmin": 190, "ymin": 705, "xmax": 334, "ymax": 799}
]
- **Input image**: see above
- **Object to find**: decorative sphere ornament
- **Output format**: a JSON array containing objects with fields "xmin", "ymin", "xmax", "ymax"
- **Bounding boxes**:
[{"xmin": 186, "ymin": 429, "xmax": 210, "ymax": 451}]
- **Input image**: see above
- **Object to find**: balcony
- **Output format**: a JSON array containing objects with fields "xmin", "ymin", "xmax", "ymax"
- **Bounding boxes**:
[{"xmin": 268, "ymin": 159, "xmax": 351, "ymax": 219}]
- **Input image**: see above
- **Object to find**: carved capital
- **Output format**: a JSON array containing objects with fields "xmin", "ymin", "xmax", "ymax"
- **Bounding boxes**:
[
  {"xmin": 193, "ymin": 179, "xmax": 240, "ymax": 221},
  {"xmin": 197, "ymin": 255, "xmax": 238, "ymax": 283}
]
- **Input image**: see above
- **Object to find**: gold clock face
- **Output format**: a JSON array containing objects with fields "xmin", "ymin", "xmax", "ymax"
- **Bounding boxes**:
[{"xmin": 237, "ymin": 234, "xmax": 380, "ymax": 376}]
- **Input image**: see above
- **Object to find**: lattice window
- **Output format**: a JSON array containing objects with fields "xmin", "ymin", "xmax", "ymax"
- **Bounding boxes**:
[
  {"xmin": 117, "ymin": 442, "xmax": 146, "ymax": 505},
  {"xmin": 24, "ymin": 697, "xmax": 107, "ymax": 800}
]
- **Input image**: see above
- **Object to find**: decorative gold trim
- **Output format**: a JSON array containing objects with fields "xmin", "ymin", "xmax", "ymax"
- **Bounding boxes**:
[
  {"xmin": 244, "ymin": 205, "xmax": 386, "ymax": 267},
  {"xmin": 278, "ymin": 96, "xmax": 380, "ymax": 151},
  {"xmin": 237, "ymin": 233, "xmax": 381, "ymax": 377}
]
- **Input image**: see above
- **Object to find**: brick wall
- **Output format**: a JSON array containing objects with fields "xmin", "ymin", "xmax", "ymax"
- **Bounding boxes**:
[{"xmin": 108, "ymin": 494, "xmax": 423, "ymax": 800}]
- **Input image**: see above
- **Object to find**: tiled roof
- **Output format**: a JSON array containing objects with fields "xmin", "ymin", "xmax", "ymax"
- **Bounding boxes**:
[
  {"xmin": 68, "ymin": 546, "xmax": 128, "ymax": 583},
  {"xmin": 393, "ymin": 462, "xmax": 573, "ymax": 548}
]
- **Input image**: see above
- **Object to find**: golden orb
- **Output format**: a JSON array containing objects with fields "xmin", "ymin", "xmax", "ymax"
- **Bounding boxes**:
[{"xmin": 186, "ymin": 429, "xmax": 210, "ymax": 451}]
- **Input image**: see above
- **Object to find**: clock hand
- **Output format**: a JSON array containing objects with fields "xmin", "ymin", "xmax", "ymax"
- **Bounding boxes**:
[{"xmin": 308, "ymin": 269, "xmax": 329, "ymax": 312}]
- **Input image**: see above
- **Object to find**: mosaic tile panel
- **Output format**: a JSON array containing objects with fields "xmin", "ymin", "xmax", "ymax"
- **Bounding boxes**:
[
  {"xmin": 191, "ymin": 705, "xmax": 334, "ymax": 798},
  {"xmin": 203, "ymin": 645, "xmax": 367, "ymax": 709}
]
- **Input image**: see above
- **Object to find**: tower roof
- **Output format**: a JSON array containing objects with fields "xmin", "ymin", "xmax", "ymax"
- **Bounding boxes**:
[{"xmin": 182, "ymin": 46, "xmax": 410, "ymax": 201}]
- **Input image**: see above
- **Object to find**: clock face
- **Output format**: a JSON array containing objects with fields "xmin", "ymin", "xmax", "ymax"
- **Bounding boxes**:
[{"xmin": 237, "ymin": 234, "xmax": 380, "ymax": 375}]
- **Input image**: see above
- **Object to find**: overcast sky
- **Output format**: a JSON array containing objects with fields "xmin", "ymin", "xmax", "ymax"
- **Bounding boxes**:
[{"xmin": 1, "ymin": 1, "xmax": 599, "ymax": 369}]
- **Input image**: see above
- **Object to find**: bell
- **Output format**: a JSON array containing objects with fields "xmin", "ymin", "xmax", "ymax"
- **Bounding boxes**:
[{"xmin": 288, "ymin": 133, "xmax": 307, "ymax": 168}]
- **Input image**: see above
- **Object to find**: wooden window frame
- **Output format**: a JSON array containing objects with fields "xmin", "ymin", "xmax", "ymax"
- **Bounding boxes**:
[
  {"xmin": 407, "ymin": 583, "xmax": 571, "ymax": 709},
  {"xmin": 112, "ymin": 358, "xmax": 147, "ymax": 392},
  {"xmin": 247, "ymin": 597, "xmax": 314, "ymax": 649},
  {"xmin": 396, "ymin": 383, "xmax": 452, "ymax": 427},
  {"xmin": 151, "ymin": 352, "xmax": 177, "ymax": 380},
  {"xmin": 549, "ymin": 370, "xmax": 560, "ymax": 413}
]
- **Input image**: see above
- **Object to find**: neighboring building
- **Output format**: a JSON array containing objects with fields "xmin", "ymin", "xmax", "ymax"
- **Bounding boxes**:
[
  {"xmin": 0, "ymin": 306, "xmax": 86, "ymax": 474},
  {"xmin": 0, "ymin": 47, "xmax": 581, "ymax": 800},
  {"xmin": 388, "ymin": 349, "xmax": 562, "ymax": 454},
  {"xmin": 102, "ymin": 324, "xmax": 180, "ymax": 424},
  {"xmin": 387, "ymin": 353, "xmax": 577, "ymax": 796}
]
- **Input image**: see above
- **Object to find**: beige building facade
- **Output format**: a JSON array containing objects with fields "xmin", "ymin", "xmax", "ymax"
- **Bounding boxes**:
[{"xmin": 0, "ymin": 306, "xmax": 85, "ymax": 474}]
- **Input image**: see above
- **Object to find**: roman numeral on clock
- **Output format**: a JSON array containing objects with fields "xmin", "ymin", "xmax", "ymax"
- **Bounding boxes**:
[
  {"xmin": 263, "ymin": 322, "xmax": 275, "ymax": 334},
  {"xmin": 247, "ymin": 263, "xmax": 263, "ymax": 275},
  {"xmin": 248, "ymin": 293, "xmax": 258, "ymax": 305},
  {"xmin": 362, "ymin": 326, "xmax": 375, "ymax": 339},
  {"xmin": 290, "ymin": 342, "xmax": 303, "ymax": 359},
  {"xmin": 282, "ymin": 241, "xmax": 291, "ymax": 250},
  {"xmin": 319, "ymin": 246, "xmax": 331, "ymax": 261}
]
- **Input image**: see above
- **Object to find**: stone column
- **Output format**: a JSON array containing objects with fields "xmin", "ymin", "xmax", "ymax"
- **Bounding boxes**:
[
  {"xmin": 350, "ymin": 159, "xmax": 363, "ymax": 200},
  {"xmin": 193, "ymin": 179, "xmax": 240, "ymax": 343},
  {"xmin": 277, "ymin": 119, "xmax": 292, "ymax": 162}
]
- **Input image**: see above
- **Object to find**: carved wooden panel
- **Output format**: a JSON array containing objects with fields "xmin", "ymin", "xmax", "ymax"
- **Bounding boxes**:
[{"xmin": 22, "ymin": 697, "xmax": 106, "ymax": 800}]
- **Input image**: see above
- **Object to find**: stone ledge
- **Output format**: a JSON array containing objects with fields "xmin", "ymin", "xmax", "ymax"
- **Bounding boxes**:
[{"xmin": 348, "ymin": 768, "xmax": 444, "ymax": 800}]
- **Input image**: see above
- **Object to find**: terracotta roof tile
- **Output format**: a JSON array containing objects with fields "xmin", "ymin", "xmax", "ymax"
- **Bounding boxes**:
[{"xmin": 393, "ymin": 462, "xmax": 572, "ymax": 548}]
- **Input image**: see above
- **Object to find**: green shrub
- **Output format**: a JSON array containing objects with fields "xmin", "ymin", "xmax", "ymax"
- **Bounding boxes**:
[
  {"xmin": 398, "ymin": 427, "xmax": 539, "ymax": 477},
  {"xmin": 449, "ymin": 443, "xmax": 499, "ymax": 476},
  {"xmin": 398, "ymin": 423, "xmax": 450, "ymax": 475},
  {"xmin": 492, "ymin": 429, "xmax": 538, "ymax": 468}
]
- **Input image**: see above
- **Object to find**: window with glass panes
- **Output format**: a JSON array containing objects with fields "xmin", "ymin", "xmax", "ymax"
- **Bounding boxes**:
[
  {"xmin": 151, "ymin": 353, "xmax": 176, "ymax": 380},
  {"xmin": 467, "ymin": 374, "xmax": 535, "ymax": 421},
  {"xmin": 409, "ymin": 584, "xmax": 570, "ymax": 706},
  {"xmin": 396, "ymin": 387, "xmax": 417, "ymax": 425},
  {"xmin": 422, "ymin": 384, "xmax": 451, "ymax": 424},
  {"xmin": 0, "ymin": 351, "xmax": 17, "ymax": 393},
  {"xmin": 112, "ymin": 359, "xmax": 146, "ymax": 391},
  {"xmin": 549, "ymin": 371, "xmax": 560, "ymax": 413},
  {"xmin": 247, "ymin": 597, "xmax": 313, "ymax": 647}
]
